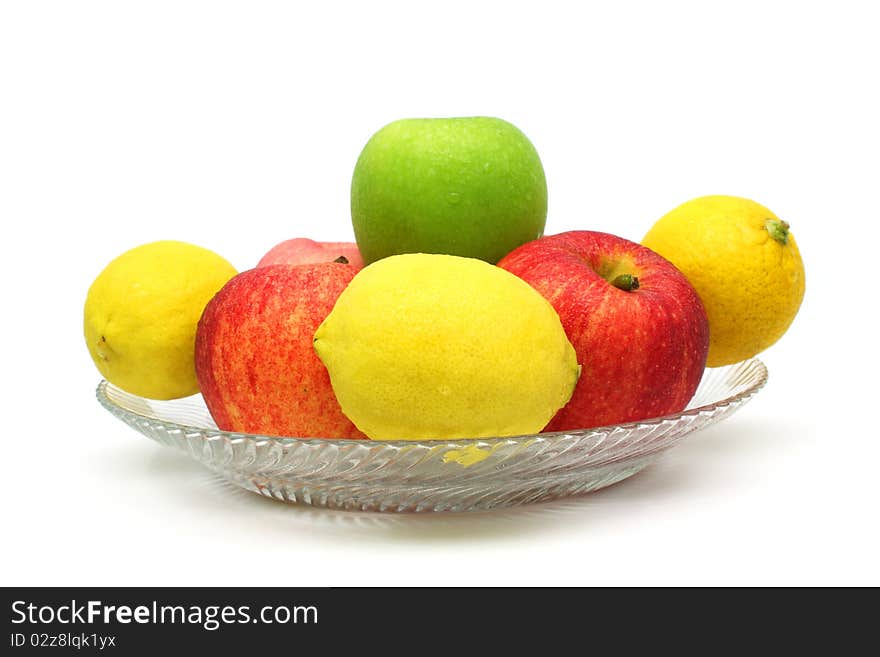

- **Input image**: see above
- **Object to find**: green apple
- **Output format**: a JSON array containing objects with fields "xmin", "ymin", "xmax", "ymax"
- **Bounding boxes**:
[{"xmin": 350, "ymin": 116, "xmax": 548, "ymax": 264}]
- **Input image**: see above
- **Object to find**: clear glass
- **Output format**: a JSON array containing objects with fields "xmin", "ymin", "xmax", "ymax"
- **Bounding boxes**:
[{"xmin": 96, "ymin": 358, "xmax": 767, "ymax": 512}]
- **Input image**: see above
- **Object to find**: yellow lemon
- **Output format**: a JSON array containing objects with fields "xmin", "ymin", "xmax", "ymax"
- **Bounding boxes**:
[
  {"xmin": 313, "ymin": 253, "xmax": 580, "ymax": 440},
  {"xmin": 85, "ymin": 240, "xmax": 237, "ymax": 399},
  {"xmin": 642, "ymin": 195, "xmax": 805, "ymax": 367}
]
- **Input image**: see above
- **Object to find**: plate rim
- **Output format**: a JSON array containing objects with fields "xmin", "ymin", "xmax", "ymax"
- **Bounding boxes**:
[{"xmin": 95, "ymin": 358, "xmax": 768, "ymax": 449}]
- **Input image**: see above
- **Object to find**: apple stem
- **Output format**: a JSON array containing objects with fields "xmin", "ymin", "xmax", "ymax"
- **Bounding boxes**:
[
  {"xmin": 611, "ymin": 273, "xmax": 639, "ymax": 292},
  {"xmin": 766, "ymin": 219, "xmax": 790, "ymax": 245},
  {"xmin": 333, "ymin": 256, "xmax": 350, "ymax": 264}
]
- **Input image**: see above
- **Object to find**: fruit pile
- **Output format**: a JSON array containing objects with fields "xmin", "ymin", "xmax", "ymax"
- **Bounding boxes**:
[{"xmin": 85, "ymin": 117, "xmax": 805, "ymax": 441}]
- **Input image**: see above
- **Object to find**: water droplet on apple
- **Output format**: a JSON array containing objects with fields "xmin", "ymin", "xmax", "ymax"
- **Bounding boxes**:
[{"xmin": 447, "ymin": 192, "xmax": 461, "ymax": 205}]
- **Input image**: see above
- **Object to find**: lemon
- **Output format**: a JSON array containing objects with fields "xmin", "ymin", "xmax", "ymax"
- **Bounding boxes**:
[
  {"xmin": 642, "ymin": 195, "xmax": 805, "ymax": 367},
  {"xmin": 84, "ymin": 240, "xmax": 237, "ymax": 399},
  {"xmin": 313, "ymin": 253, "xmax": 580, "ymax": 440}
]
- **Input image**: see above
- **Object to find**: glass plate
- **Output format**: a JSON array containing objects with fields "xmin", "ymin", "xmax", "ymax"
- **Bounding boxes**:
[{"xmin": 96, "ymin": 358, "xmax": 767, "ymax": 512}]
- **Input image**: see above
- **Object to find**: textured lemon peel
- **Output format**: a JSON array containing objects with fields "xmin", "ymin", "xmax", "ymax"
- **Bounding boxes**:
[
  {"xmin": 314, "ymin": 253, "xmax": 579, "ymax": 440},
  {"xmin": 84, "ymin": 241, "xmax": 237, "ymax": 400},
  {"xmin": 642, "ymin": 196, "xmax": 804, "ymax": 367}
]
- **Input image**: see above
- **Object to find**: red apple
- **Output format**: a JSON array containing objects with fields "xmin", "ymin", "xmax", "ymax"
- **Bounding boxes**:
[
  {"xmin": 498, "ymin": 231, "xmax": 709, "ymax": 431},
  {"xmin": 195, "ymin": 263, "xmax": 366, "ymax": 439},
  {"xmin": 257, "ymin": 238, "xmax": 365, "ymax": 270}
]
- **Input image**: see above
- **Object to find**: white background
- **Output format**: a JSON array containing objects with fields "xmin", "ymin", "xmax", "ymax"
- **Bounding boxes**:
[{"xmin": 2, "ymin": 1, "xmax": 878, "ymax": 586}]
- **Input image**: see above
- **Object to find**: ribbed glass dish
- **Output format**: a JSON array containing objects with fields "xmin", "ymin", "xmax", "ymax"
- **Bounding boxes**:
[{"xmin": 97, "ymin": 358, "xmax": 767, "ymax": 512}]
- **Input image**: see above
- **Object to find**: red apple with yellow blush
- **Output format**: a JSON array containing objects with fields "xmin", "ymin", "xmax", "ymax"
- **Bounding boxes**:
[
  {"xmin": 498, "ymin": 231, "xmax": 709, "ymax": 431},
  {"xmin": 195, "ymin": 263, "xmax": 366, "ymax": 439}
]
